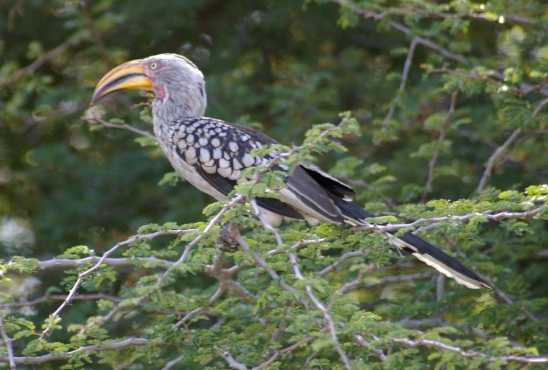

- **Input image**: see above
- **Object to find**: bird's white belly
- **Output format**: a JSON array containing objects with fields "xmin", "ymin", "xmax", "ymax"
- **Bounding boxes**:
[{"xmin": 159, "ymin": 141, "xmax": 228, "ymax": 201}]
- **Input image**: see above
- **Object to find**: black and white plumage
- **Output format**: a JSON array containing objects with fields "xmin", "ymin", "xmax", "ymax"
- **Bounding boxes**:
[{"xmin": 91, "ymin": 53, "xmax": 490, "ymax": 290}]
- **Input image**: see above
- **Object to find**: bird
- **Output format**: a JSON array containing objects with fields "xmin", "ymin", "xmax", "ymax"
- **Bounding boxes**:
[{"xmin": 91, "ymin": 53, "xmax": 490, "ymax": 290}]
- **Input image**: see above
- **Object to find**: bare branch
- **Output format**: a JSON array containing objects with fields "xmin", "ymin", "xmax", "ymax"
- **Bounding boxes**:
[
  {"xmin": 318, "ymin": 251, "xmax": 368, "ymax": 276},
  {"xmin": 250, "ymin": 202, "xmax": 353, "ymax": 369},
  {"xmin": 532, "ymin": 97, "xmax": 548, "ymax": 118},
  {"xmin": 0, "ymin": 293, "xmax": 121, "ymax": 310},
  {"xmin": 218, "ymin": 349, "xmax": 248, "ymax": 370},
  {"xmin": 0, "ymin": 39, "xmax": 74, "ymax": 88},
  {"xmin": 0, "ymin": 316, "xmax": 16, "ymax": 370},
  {"xmin": 266, "ymin": 238, "xmax": 326, "ymax": 257},
  {"xmin": 357, "ymin": 206, "xmax": 545, "ymax": 233},
  {"xmin": 476, "ymin": 128, "xmax": 522, "ymax": 193},
  {"xmin": 422, "ymin": 92, "xmax": 458, "ymax": 201},
  {"xmin": 286, "ymin": 251, "xmax": 353, "ymax": 370},
  {"xmin": 0, "ymin": 337, "xmax": 148, "ymax": 366},
  {"xmin": 252, "ymin": 337, "xmax": 313, "ymax": 370},
  {"xmin": 160, "ymin": 354, "xmax": 185, "ymax": 370},
  {"xmin": 86, "ymin": 116, "xmax": 157, "ymax": 141},
  {"xmin": 354, "ymin": 334, "xmax": 387, "ymax": 361},
  {"xmin": 391, "ymin": 336, "xmax": 548, "ymax": 364},
  {"xmin": 36, "ymin": 256, "xmax": 175, "ymax": 271},
  {"xmin": 155, "ymin": 195, "xmax": 244, "ymax": 288},
  {"xmin": 382, "ymin": 37, "xmax": 419, "ymax": 128},
  {"xmin": 337, "ymin": 272, "xmax": 431, "ymax": 295},
  {"xmin": 40, "ymin": 228, "xmax": 195, "ymax": 337}
]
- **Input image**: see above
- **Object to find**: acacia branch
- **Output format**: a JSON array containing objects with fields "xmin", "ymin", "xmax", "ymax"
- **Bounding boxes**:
[
  {"xmin": 0, "ymin": 293, "xmax": 121, "ymax": 310},
  {"xmin": 160, "ymin": 354, "xmax": 185, "ymax": 370},
  {"xmin": 0, "ymin": 317, "xmax": 16, "ymax": 370},
  {"xmin": 382, "ymin": 37, "xmax": 418, "ymax": 128},
  {"xmin": 476, "ymin": 128, "xmax": 522, "ymax": 193},
  {"xmin": 422, "ymin": 92, "xmax": 458, "ymax": 200},
  {"xmin": 218, "ymin": 349, "xmax": 248, "ymax": 370},
  {"xmin": 155, "ymin": 195, "xmax": 244, "ymax": 288},
  {"xmin": 391, "ymin": 337, "xmax": 548, "ymax": 364},
  {"xmin": 358, "ymin": 206, "xmax": 545, "ymax": 232},
  {"xmin": 252, "ymin": 337, "xmax": 313, "ymax": 370},
  {"xmin": 0, "ymin": 337, "xmax": 148, "ymax": 366},
  {"xmin": 36, "ymin": 255, "xmax": 175, "ymax": 271},
  {"xmin": 250, "ymin": 201, "xmax": 353, "ymax": 370},
  {"xmin": 332, "ymin": 0, "xmax": 548, "ymax": 98},
  {"xmin": 39, "ymin": 228, "xmax": 195, "ymax": 337},
  {"xmin": 287, "ymin": 251, "xmax": 354, "ymax": 370},
  {"xmin": 86, "ymin": 116, "xmax": 157, "ymax": 141}
]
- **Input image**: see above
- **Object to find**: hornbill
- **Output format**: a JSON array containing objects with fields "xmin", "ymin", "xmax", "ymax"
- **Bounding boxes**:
[{"xmin": 91, "ymin": 53, "xmax": 490, "ymax": 289}]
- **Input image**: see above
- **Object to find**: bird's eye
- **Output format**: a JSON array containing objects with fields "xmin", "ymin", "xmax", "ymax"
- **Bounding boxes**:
[{"xmin": 150, "ymin": 62, "xmax": 158, "ymax": 70}]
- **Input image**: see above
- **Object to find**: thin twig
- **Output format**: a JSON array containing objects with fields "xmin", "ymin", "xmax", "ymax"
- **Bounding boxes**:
[
  {"xmin": 382, "ymin": 37, "xmax": 419, "ymax": 128},
  {"xmin": 357, "ymin": 206, "xmax": 545, "ymax": 232},
  {"xmin": 354, "ymin": 334, "xmax": 387, "ymax": 361},
  {"xmin": 0, "ymin": 337, "xmax": 148, "ymax": 366},
  {"xmin": 476, "ymin": 128, "xmax": 522, "ymax": 193},
  {"xmin": 286, "ymin": 251, "xmax": 354, "ymax": 370},
  {"xmin": 251, "ymin": 201, "xmax": 354, "ymax": 370},
  {"xmin": 318, "ymin": 251, "xmax": 368, "ymax": 276},
  {"xmin": 532, "ymin": 97, "xmax": 548, "ymax": 118},
  {"xmin": 0, "ymin": 293, "xmax": 121, "ymax": 310},
  {"xmin": 252, "ymin": 337, "xmax": 313, "ymax": 370},
  {"xmin": 155, "ymin": 195, "xmax": 243, "ymax": 288},
  {"xmin": 0, "ymin": 316, "xmax": 16, "ymax": 370},
  {"xmin": 160, "ymin": 354, "xmax": 185, "ymax": 370},
  {"xmin": 422, "ymin": 92, "xmax": 458, "ymax": 201},
  {"xmin": 391, "ymin": 337, "xmax": 548, "ymax": 363},
  {"xmin": 0, "ymin": 39, "xmax": 74, "ymax": 88},
  {"xmin": 218, "ymin": 349, "xmax": 248, "ymax": 370},
  {"xmin": 36, "ymin": 256, "xmax": 175, "ymax": 271},
  {"xmin": 40, "ymin": 228, "xmax": 194, "ymax": 337},
  {"xmin": 86, "ymin": 116, "xmax": 157, "ymax": 141}
]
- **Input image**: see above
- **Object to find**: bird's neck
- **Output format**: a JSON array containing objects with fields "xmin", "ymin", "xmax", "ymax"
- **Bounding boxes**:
[{"xmin": 152, "ymin": 99, "xmax": 200, "ymax": 122}]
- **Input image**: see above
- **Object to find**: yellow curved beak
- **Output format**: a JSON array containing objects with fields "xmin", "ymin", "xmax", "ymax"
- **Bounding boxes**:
[{"xmin": 91, "ymin": 59, "xmax": 153, "ymax": 105}]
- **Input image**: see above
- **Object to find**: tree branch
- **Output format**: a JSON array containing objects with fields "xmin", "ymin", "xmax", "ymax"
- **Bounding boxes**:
[
  {"xmin": 382, "ymin": 37, "xmax": 419, "ymax": 128},
  {"xmin": 39, "ymin": 228, "xmax": 195, "ymax": 337},
  {"xmin": 357, "ymin": 206, "xmax": 545, "ymax": 233},
  {"xmin": 0, "ymin": 337, "xmax": 148, "ymax": 366},
  {"xmin": 0, "ymin": 293, "xmax": 121, "ymax": 310},
  {"xmin": 218, "ymin": 349, "xmax": 248, "ymax": 370},
  {"xmin": 476, "ymin": 128, "xmax": 522, "ymax": 193},
  {"xmin": 422, "ymin": 92, "xmax": 458, "ymax": 201},
  {"xmin": 391, "ymin": 336, "xmax": 548, "ymax": 364},
  {"xmin": 0, "ymin": 316, "xmax": 16, "ymax": 370}
]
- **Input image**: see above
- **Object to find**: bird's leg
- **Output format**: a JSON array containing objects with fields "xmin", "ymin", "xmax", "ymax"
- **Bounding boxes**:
[{"xmin": 217, "ymin": 222, "xmax": 241, "ymax": 252}]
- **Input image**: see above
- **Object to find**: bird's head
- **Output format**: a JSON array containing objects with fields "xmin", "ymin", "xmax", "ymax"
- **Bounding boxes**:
[{"xmin": 91, "ymin": 53, "xmax": 207, "ymax": 117}]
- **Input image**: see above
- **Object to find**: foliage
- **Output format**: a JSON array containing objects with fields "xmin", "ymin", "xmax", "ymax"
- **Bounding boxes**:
[{"xmin": 0, "ymin": 0, "xmax": 547, "ymax": 368}]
